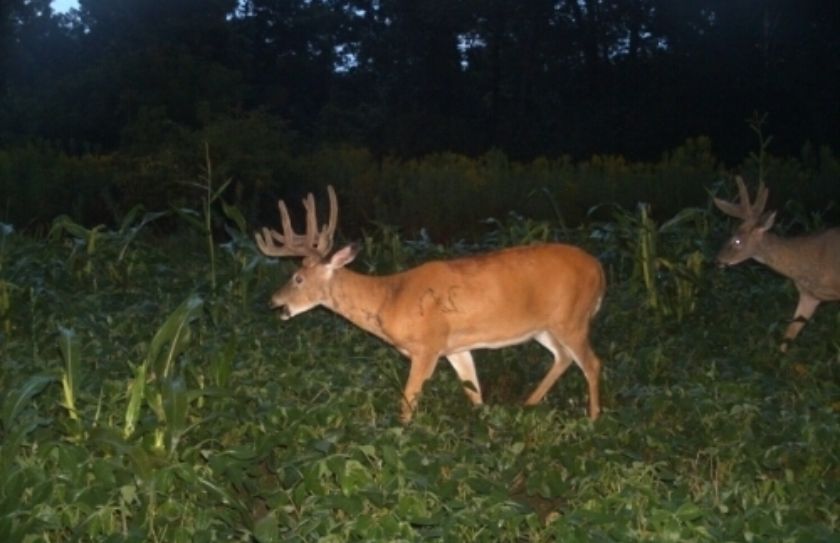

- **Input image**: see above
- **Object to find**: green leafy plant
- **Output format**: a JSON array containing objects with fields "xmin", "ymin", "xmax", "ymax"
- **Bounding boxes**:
[
  {"xmin": 124, "ymin": 294, "xmax": 203, "ymax": 455},
  {"xmin": 1, "ymin": 196, "xmax": 838, "ymax": 542},
  {"xmin": 57, "ymin": 326, "xmax": 81, "ymax": 426},
  {"xmin": 49, "ymin": 215, "xmax": 106, "ymax": 283},
  {"xmin": 48, "ymin": 206, "xmax": 167, "ymax": 288},
  {"xmin": 175, "ymin": 143, "xmax": 234, "ymax": 291},
  {"xmin": 481, "ymin": 212, "xmax": 553, "ymax": 248},
  {"xmin": 361, "ymin": 221, "xmax": 409, "ymax": 272},
  {"xmin": 748, "ymin": 112, "xmax": 773, "ymax": 182},
  {"xmin": 604, "ymin": 203, "xmax": 709, "ymax": 322},
  {"xmin": 218, "ymin": 198, "xmax": 266, "ymax": 308}
]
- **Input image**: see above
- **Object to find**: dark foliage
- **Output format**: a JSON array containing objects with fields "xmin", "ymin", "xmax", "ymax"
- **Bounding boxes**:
[{"xmin": 1, "ymin": 0, "xmax": 838, "ymax": 162}]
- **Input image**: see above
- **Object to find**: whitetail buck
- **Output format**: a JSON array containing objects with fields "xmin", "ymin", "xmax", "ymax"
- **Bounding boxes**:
[
  {"xmin": 714, "ymin": 176, "xmax": 840, "ymax": 351},
  {"xmin": 255, "ymin": 186, "xmax": 606, "ymax": 422}
]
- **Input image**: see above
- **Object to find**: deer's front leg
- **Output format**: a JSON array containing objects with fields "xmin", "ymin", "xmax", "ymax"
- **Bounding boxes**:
[
  {"xmin": 446, "ymin": 352, "xmax": 483, "ymax": 406},
  {"xmin": 781, "ymin": 292, "xmax": 820, "ymax": 352},
  {"xmin": 401, "ymin": 353, "xmax": 439, "ymax": 423}
]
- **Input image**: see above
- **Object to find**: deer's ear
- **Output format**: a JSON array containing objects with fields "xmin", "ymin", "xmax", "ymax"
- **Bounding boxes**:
[
  {"xmin": 758, "ymin": 211, "xmax": 776, "ymax": 232},
  {"xmin": 328, "ymin": 243, "xmax": 360, "ymax": 269}
]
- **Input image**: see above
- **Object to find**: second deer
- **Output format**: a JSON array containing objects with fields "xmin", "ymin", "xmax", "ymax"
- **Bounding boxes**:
[
  {"xmin": 255, "ymin": 186, "xmax": 606, "ymax": 422},
  {"xmin": 714, "ymin": 176, "xmax": 840, "ymax": 351}
]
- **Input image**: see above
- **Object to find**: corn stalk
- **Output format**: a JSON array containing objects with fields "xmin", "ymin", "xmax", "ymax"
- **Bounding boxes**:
[{"xmin": 124, "ymin": 295, "xmax": 203, "ymax": 456}]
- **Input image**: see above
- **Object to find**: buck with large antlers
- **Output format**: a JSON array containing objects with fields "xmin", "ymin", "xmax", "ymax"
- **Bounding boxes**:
[
  {"xmin": 714, "ymin": 176, "xmax": 840, "ymax": 351},
  {"xmin": 256, "ymin": 186, "xmax": 606, "ymax": 422}
]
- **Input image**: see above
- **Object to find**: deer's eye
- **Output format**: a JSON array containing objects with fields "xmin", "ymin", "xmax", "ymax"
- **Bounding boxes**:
[
  {"xmin": 294, "ymin": 274, "xmax": 304, "ymax": 285},
  {"xmin": 731, "ymin": 237, "xmax": 742, "ymax": 248}
]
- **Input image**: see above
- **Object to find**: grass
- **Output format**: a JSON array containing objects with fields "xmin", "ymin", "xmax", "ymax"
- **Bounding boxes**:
[{"xmin": 0, "ymin": 209, "xmax": 838, "ymax": 542}]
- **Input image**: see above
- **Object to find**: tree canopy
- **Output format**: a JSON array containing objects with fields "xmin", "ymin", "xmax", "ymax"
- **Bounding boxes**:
[{"xmin": 2, "ymin": 0, "xmax": 838, "ymax": 162}]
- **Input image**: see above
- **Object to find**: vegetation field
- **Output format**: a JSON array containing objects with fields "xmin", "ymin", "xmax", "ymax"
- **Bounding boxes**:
[{"xmin": 0, "ymin": 201, "xmax": 838, "ymax": 542}]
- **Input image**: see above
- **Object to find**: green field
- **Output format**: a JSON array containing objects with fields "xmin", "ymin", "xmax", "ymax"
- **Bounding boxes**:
[{"xmin": 0, "ymin": 207, "xmax": 838, "ymax": 542}]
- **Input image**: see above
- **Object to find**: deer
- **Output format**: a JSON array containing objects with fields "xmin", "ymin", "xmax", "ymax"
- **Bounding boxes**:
[
  {"xmin": 714, "ymin": 176, "xmax": 840, "ymax": 351},
  {"xmin": 255, "ymin": 186, "xmax": 606, "ymax": 423}
]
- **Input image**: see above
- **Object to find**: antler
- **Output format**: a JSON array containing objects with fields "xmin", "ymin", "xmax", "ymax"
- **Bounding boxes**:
[
  {"xmin": 255, "ymin": 185, "xmax": 338, "ymax": 263},
  {"xmin": 713, "ymin": 176, "xmax": 769, "ymax": 222}
]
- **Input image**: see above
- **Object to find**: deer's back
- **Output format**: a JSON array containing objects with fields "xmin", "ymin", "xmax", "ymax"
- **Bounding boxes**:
[
  {"xmin": 380, "ymin": 244, "xmax": 605, "ymax": 350},
  {"xmin": 805, "ymin": 228, "xmax": 840, "ymax": 299}
]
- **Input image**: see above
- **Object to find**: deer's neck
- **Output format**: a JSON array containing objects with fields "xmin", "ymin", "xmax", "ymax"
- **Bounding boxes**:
[
  {"xmin": 755, "ymin": 232, "xmax": 809, "ymax": 281},
  {"xmin": 324, "ymin": 268, "xmax": 400, "ymax": 343}
]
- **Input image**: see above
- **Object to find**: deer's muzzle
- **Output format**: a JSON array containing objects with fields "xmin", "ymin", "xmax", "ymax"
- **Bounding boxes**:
[
  {"xmin": 715, "ymin": 251, "xmax": 734, "ymax": 269},
  {"xmin": 268, "ymin": 299, "xmax": 292, "ymax": 320}
]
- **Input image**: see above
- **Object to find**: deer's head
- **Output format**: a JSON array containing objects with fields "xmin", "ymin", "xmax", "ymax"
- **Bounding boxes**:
[
  {"xmin": 255, "ymin": 185, "xmax": 359, "ymax": 319},
  {"xmin": 713, "ymin": 176, "xmax": 777, "ymax": 266}
]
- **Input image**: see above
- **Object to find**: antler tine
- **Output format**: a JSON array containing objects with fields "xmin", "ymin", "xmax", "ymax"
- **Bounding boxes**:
[
  {"xmin": 255, "ymin": 191, "xmax": 326, "ymax": 260},
  {"xmin": 255, "ymin": 226, "xmax": 293, "ymax": 257},
  {"xmin": 299, "ymin": 186, "xmax": 339, "ymax": 256},
  {"xmin": 254, "ymin": 227, "xmax": 273, "ymax": 255},
  {"xmin": 278, "ymin": 200, "xmax": 305, "ymax": 245},
  {"xmin": 315, "ymin": 185, "xmax": 338, "ymax": 255},
  {"xmin": 255, "ymin": 225, "xmax": 316, "ymax": 258},
  {"xmin": 752, "ymin": 180, "xmax": 769, "ymax": 217},
  {"xmin": 714, "ymin": 176, "xmax": 748, "ymax": 220},
  {"xmin": 734, "ymin": 176, "xmax": 753, "ymax": 219},
  {"xmin": 302, "ymin": 192, "xmax": 319, "ymax": 251}
]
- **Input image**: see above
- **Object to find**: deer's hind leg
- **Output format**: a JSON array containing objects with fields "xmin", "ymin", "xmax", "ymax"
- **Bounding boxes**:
[
  {"xmin": 781, "ymin": 291, "xmax": 820, "ymax": 352},
  {"xmin": 573, "ymin": 341, "xmax": 602, "ymax": 420},
  {"xmin": 524, "ymin": 331, "xmax": 574, "ymax": 406},
  {"xmin": 526, "ymin": 329, "xmax": 602, "ymax": 420}
]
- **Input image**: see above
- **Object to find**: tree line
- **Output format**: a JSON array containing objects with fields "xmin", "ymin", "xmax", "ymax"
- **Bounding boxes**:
[{"xmin": 2, "ymin": 0, "xmax": 838, "ymax": 164}]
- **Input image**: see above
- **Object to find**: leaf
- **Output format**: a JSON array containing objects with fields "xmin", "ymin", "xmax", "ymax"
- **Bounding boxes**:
[
  {"xmin": 338, "ymin": 459, "xmax": 373, "ymax": 496},
  {"xmin": 196, "ymin": 475, "xmax": 248, "ymax": 514},
  {"xmin": 675, "ymin": 501, "xmax": 704, "ymax": 522},
  {"xmin": 123, "ymin": 362, "xmax": 146, "ymax": 439},
  {"xmin": 49, "ymin": 214, "xmax": 91, "ymax": 240},
  {"xmin": 396, "ymin": 493, "xmax": 432, "ymax": 523},
  {"xmin": 126, "ymin": 444, "xmax": 154, "ymax": 482},
  {"xmin": 120, "ymin": 484, "xmax": 139, "ymax": 505},
  {"xmin": 381, "ymin": 445, "xmax": 400, "ymax": 468},
  {"xmin": 210, "ymin": 339, "xmax": 236, "ymax": 388},
  {"xmin": 253, "ymin": 511, "xmax": 280, "ymax": 543},
  {"xmin": 172, "ymin": 206, "xmax": 206, "ymax": 233},
  {"xmin": 221, "ymin": 200, "xmax": 247, "ymax": 235},
  {"xmin": 90, "ymin": 426, "xmax": 134, "ymax": 456},
  {"xmin": 123, "ymin": 296, "xmax": 203, "ymax": 440},
  {"xmin": 147, "ymin": 390, "xmax": 165, "ymax": 423},
  {"xmin": 117, "ymin": 208, "xmax": 170, "ymax": 260},
  {"xmin": 57, "ymin": 326, "xmax": 81, "ymax": 420},
  {"xmin": 117, "ymin": 204, "xmax": 145, "ymax": 234},
  {"xmin": 161, "ymin": 376, "xmax": 189, "ymax": 451},
  {"xmin": 658, "ymin": 207, "xmax": 707, "ymax": 233},
  {"xmin": 2, "ymin": 373, "xmax": 56, "ymax": 430},
  {"xmin": 210, "ymin": 178, "xmax": 233, "ymax": 204},
  {"xmin": 147, "ymin": 295, "xmax": 203, "ymax": 380}
]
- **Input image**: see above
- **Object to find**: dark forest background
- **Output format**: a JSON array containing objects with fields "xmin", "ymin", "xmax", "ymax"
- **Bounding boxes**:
[{"xmin": 1, "ymin": 0, "xmax": 839, "ymax": 236}]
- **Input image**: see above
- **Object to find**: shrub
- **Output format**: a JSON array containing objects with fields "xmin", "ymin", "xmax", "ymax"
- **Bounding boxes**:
[
  {"xmin": 0, "ymin": 144, "xmax": 115, "ymax": 229},
  {"xmin": 2, "ymin": 130, "xmax": 836, "ymax": 243}
]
